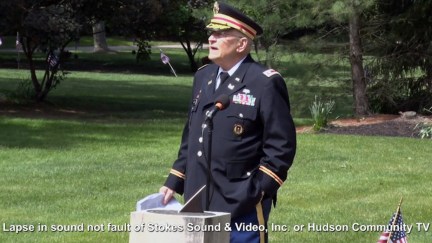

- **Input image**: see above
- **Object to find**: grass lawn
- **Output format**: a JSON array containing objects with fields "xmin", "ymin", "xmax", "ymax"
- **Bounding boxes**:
[
  {"xmin": 0, "ymin": 117, "xmax": 431, "ymax": 242},
  {"xmin": 0, "ymin": 47, "xmax": 353, "ymax": 124},
  {"xmin": 1, "ymin": 46, "xmax": 430, "ymax": 242}
]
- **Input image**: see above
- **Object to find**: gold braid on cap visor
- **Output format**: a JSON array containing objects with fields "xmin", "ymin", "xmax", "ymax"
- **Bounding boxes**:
[{"xmin": 210, "ymin": 13, "xmax": 257, "ymax": 39}]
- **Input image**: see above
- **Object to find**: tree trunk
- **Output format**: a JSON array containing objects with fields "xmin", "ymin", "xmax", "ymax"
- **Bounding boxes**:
[
  {"xmin": 180, "ymin": 38, "xmax": 198, "ymax": 72},
  {"xmin": 92, "ymin": 21, "xmax": 111, "ymax": 53},
  {"xmin": 349, "ymin": 8, "xmax": 369, "ymax": 116},
  {"xmin": 21, "ymin": 38, "xmax": 41, "ymax": 94}
]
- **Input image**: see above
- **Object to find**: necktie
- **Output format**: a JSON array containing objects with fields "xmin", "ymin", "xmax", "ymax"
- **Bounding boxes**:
[{"xmin": 217, "ymin": 72, "xmax": 230, "ymax": 90}]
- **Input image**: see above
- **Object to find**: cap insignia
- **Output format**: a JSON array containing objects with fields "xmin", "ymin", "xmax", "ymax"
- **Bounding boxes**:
[{"xmin": 213, "ymin": 2, "xmax": 219, "ymax": 14}]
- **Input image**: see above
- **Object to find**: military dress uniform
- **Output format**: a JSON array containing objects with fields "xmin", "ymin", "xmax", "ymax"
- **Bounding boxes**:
[
  {"xmin": 164, "ymin": 55, "xmax": 296, "ymax": 240},
  {"xmin": 163, "ymin": 2, "xmax": 296, "ymax": 243}
]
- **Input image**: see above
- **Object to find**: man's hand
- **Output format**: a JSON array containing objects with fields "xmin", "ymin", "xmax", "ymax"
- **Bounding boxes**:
[{"xmin": 159, "ymin": 186, "xmax": 175, "ymax": 205}]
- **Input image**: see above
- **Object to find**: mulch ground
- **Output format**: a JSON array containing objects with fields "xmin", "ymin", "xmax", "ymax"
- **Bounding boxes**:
[{"xmin": 298, "ymin": 114, "xmax": 432, "ymax": 139}]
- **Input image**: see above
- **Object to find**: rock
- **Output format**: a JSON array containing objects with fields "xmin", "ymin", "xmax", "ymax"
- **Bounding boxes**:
[{"xmin": 399, "ymin": 111, "xmax": 417, "ymax": 119}]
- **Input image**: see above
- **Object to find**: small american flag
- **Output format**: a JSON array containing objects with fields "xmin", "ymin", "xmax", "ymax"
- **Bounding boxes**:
[
  {"xmin": 47, "ymin": 53, "xmax": 59, "ymax": 67},
  {"xmin": 16, "ymin": 33, "xmax": 22, "ymax": 50},
  {"xmin": 159, "ymin": 49, "xmax": 177, "ymax": 76},
  {"xmin": 377, "ymin": 209, "xmax": 408, "ymax": 243},
  {"xmin": 160, "ymin": 51, "xmax": 170, "ymax": 64}
]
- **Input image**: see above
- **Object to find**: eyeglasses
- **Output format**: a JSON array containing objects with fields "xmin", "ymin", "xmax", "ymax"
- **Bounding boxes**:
[{"xmin": 208, "ymin": 30, "xmax": 244, "ymax": 39}]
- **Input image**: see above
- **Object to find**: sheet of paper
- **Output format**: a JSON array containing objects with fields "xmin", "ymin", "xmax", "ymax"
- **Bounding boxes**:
[{"xmin": 136, "ymin": 193, "xmax": 182, "ymax": 211}]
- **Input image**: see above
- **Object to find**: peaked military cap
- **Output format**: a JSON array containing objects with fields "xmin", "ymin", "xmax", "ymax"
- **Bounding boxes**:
[{"xmin": 206, "ymin": 2, "xmax": 263, "ymax": 40}]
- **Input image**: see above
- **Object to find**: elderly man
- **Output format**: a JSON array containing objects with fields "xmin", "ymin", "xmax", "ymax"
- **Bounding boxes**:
[{"xmin": 160, "ymin": 2, "xmax": 296, "ymax": 242}]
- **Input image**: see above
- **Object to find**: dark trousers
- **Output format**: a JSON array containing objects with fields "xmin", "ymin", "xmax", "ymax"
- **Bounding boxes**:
[{"xmin": 230, "ymin": 198, "xmax": 272, "ymax": 243}]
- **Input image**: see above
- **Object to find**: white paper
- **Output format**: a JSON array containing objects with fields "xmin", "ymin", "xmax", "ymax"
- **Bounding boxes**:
[{"xmin": 136, "ymin": 193, "xmax": 182, "ymax": 211}]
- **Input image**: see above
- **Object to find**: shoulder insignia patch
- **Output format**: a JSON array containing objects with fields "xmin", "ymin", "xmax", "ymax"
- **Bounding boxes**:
[
  {"xmin": 197, "ymin": 64, "xmax": 209, "ymax": 71},
  {"xmin": 263, "ymin": 69, "xmax": 280, "ymax": 77}
]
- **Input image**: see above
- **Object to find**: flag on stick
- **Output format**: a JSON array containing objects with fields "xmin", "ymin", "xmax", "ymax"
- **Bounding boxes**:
[
  {"xmin": 160, "ymin": 49, "xmax": 177, "ymax": 77},
  {"xmin": 47, "ymin": 53, "xmax": 59, "ymax": 68},
  {"xmin": 16, "ymin": 32, "xmax": 22, "ymax": 50},
  {"xmin": 377, "ymin": 197, "xmax": 408, "ymax": 243},
  {"xmin": 16, "ymin": 32, "xmax": 21, "ymax": 69},
  {"xmin": 160, "ymin": 51, "xmax": 170, "ymax": 64}
]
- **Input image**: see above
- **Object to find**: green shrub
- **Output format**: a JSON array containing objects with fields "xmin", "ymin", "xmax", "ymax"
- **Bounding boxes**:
[
  {"xmin": 416, "ymin": 123, "xmax": 432, "ymax": 139},
  {"xmin": 309, "ymin": 95, "xmax": 335, "ymax": 131},
  {"xmin": 415, "ymin": 107, "xmax": 432, "ymax": 139}
]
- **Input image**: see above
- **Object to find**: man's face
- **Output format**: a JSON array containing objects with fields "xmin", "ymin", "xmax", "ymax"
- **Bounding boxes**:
[{"xmin": 207, "ymin": 29, "xmax": 243, "ymax": 66}]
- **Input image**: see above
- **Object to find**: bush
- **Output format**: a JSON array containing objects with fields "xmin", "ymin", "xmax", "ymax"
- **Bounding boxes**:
[
  {"xmin": 135, "ymin": 39, "xmax": 152, "ymax": 62},
  {"xmin": 309, "ymin": 95, "xmax": 335, "ymax": 131},
  {"xmin": 367, "ymin": 75, "xmax": 432, "ymax": 114},
  {"xmin": 415, "ymin": 107, "xmax": 432, "ymax": 139},
  {"xmin": 416, "ymin": 123, "xmax": 432, "ymax": 139}
]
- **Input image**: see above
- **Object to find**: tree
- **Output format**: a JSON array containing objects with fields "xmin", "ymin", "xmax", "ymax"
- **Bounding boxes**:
[
  {"xmin": 157, "ymin": 0, "xmax": 209, "ymax": 71},
  {"xmin": 364, "ymin": 0, "xmax": 432, "ymax": 113},
  {"xmin": 348, "ymin": 1, "xmax": 370, "ymax": 115},
  {"xmin": 280, "ymin": 0, "xmax": 374, "ymax": 116},
  {"xmin": 69, "ymin": 0, "xmax": 119, "ymax": 53},
  {"xmin": 232, "ymin": 0, "xmax": 297, "ymax": 68},
  {"xmin": 0, "ymin": 0, "xmax": 166, "ymax": 102},
  {"xmin": 109, "ymin": 0, "xmax": 163, "ymax": 62},
  {"xmin": 290, "ymin": 0, "xmax": 432, "ymax": 115},
  {"xmin": 176, "ymin": 4, "xmax": 208, "ymax": 72},
  {"xmin": 92, "ymin": 21, "xmax": 110, "ymax": 52},
  {"xmin": 0, "ymin": 1, "xmax": 81, "ymax": 102}
]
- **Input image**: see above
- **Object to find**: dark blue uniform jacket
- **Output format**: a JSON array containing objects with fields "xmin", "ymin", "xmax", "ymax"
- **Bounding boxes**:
[{"xmin": 164, "ymin": 55, "xmax": 296, "ymax": 219}]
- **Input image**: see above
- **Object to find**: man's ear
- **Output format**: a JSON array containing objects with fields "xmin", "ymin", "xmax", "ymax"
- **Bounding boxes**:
[{"xmin": 236, "ymin": 37, "xmax": 250, "ymax": 53}]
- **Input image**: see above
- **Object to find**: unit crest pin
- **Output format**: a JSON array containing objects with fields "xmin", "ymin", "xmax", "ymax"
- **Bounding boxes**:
[{"xmin": 233, "ymin": 124, "xmax": 244, "ymax": 136}]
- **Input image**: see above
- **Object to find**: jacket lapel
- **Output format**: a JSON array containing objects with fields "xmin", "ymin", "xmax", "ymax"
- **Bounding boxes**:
[{"xmin": 202, "ymin": 65, "xmax": 219, "ymax": 107}]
